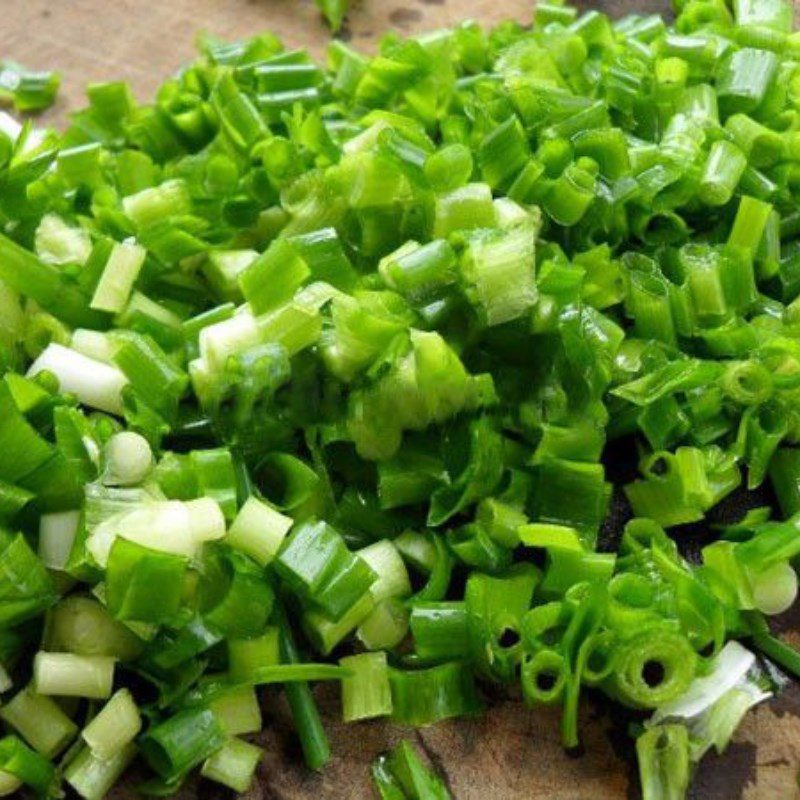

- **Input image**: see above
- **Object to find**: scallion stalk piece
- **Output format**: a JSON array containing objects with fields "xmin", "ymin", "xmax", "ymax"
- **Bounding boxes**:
[
  {"xmin": 0, "ymin": 735, "xmax": 54, "ymax": 795},
  {"xmin": 81, "ymin": 688, "xmax": 142, "ymax": 759},
  {"xmin": 225, "ymin": 495, "xmax": 293, "ymax": 565},
  {"xmin": 340, "ymin": 651, "xmax": 393, "ymax": 721},
  {"xmin": 27, "ymin": 344, "xmax": 128, "ymax": 415},
  {"xmin": 200, "ymin": 737, "xmax": 262, "ymax": 793},
  {"xmin": 372, "ymin": 740, "xmax": 451, "ymax": 799},
  {"xmin": 140, "ymin": 708, "xmax": 226, "ymax": 780},
  {"xmin": 65, "ymin": 744, "xmax": 136, "ymax": 800},
  {"xmin": 0, "ymin": 687, "xmax": 77, "ymax": 757},
  {"xmin": 33, "ymin": 652, "xmax": 115, "ymax": 699}
]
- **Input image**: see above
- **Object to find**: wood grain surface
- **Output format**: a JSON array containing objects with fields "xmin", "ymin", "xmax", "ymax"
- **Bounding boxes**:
[{"xmin": 3, "ymin": 1, "xmax": 800, "ymax": 797}]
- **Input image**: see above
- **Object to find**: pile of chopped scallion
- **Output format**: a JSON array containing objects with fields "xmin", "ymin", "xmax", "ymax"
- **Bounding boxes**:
[{"xmin": 2, "ymin": 0, "xmax": 800, "ymax": 797}]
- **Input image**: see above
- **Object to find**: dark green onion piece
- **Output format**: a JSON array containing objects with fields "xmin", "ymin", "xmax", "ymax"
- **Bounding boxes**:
[
  {"xmin": 0, "ymin": 734, "xmax": 54, "ymax": 795},
  {"xmin": 388, "ymin": 661, "xmax": 482, "ymax": 726},
  {"xmin": 275, "ymin": 600, "xmax": 331, "ymax": 771},
  {"xmin": 372, "ymin": 740, "xmax": 451, "ymax": 800},
  {"xmin": 140, "ymin": 708, "xmax": 226, "ymax": 781}
]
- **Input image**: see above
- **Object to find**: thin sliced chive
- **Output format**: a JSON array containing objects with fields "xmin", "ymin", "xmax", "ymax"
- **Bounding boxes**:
[
  {"xmin": 0, "ymin": 534, "xmax": 56, "ymax": 625},
  {"xmin": 769, "ymin": 449, "xmax": 800, "ymax": 517},
  {"xmin": 610, "ymin": 629, "xmax": 697, "ymax": 708},
  {"xmin": 358, "ymin": 539, "xmax": 412, "ymax": 602},
  {"xmin": 465, "ymin": 565, "xmax": 538, "ymax": 682},
  {"xmin": 122, "ymin": 179, "xmax": 191, "ymax": 228},
  {"xmin": 749, "ymin": 561, "xmax": 797, "ymax": 615},
  {"xmin": 433, "ymin": 183, "xmax": 496, "ymax": 237},
  {"xmin": 199, "ymin": 545, "xmax": 274, "ymax": 638},
  {"xmin": 188, "ymin": 449, "xmax": 238, "ymax": 520},
  {"xmin": 734, "ymin": 0, "xmax": 793, "ymax": 30},
  {"xmin": 0, "ymin": 60, "xmax": 60, "ymax": 112},
  {"xmin": 424, "ymin": 144, "xmax": 473, "ymax": 192},
  {"xmin": 0, "ymin": 232, "xmax": 109, "ymax": 330},
  {"xmin": 357, "ymin": 597, "xmax": 410, "ymax": 650},
  {"xmin": 0, "ymin": 772, "xmax": 20, "ymax": 797},
  {"xmin": 540, "ymin": 549, "xmax": 615, "ymax": 597},
  {"xmin": 726, "ymin": 114, "xmax": 787, "ymax": 167},
  {"xmin": 112, "ymin": 330, "xmax": 188, "ymax": 424},
  {"xmin": 303, "ymin": 592, "xmax": 375, "ymax": 655},
  {"xmin": 459, "ymin": 222, "xmax": 538, "ymax": 326},
  {"xmin": 750, "ymin": 626, "xmax": 800, "ymax": 678},
  {"xmin": 274, "ymin": 600, "xmax": 331, "ymax": 771}
]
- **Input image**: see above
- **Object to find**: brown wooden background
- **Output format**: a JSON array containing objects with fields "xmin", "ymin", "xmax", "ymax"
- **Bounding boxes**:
[{"xmin": 3, "ymin": 0, "xmax": 800, "ymax": 797}]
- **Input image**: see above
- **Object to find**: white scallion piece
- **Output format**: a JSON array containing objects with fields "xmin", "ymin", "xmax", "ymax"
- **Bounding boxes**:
[{"xmin": 27, "ymin": 343, "xmax": 128, "ymax": 415}]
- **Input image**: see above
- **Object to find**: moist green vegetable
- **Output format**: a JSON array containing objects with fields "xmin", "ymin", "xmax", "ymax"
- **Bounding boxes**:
[
  {"xmin": 0, "ymin": 0, "xmax": 799, "ymax": 798},
  {"xmin": 372, "ymin": 740, "xmax": 451, "ymax": 800},
  {"xmin": 0, "ymin": 61, "xmax": 60, "ymax": 113},
  {"xmin": 315, "ymin": 0, "xmax": 350, "ymax": 33}
]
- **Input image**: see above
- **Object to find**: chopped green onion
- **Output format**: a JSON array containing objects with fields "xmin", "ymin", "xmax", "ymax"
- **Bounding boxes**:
[
  {"xmin": 27, "ymin": 344, "xmax": 127, "ymax": 415},
  {"xmin": 38, "ymin": 510, "xmax": 81, "ymax": 571},
  {"xmin": 64, "ymin": 743, "xmax": 136, "ymax": 800},
  {"xmin": 225, "ymin": 495, "xmax": 292, "ymax": 566},
  {"xmin": 103, "ymin": 432, "xmax": 153, "ymax": 486},
  {"xmin": 0, "ymin": 686, "xmax": 77, "ymax": 757},
  {"xmin": 372, "ymin": 739, "xmax": 451, "ymax": 800},
  {"xmin": 200, "ymin": 737, "xmax": 262, "ymax": 793},
  {"xmin": 1, "ymin": 5, "xmax": 800, "ymax": 799},
  {"xmin": 388, "ymin": 661, "xmax": 481, "ymax": 726},
  {"xmin": 228, "ymin": 627, "xmax": 280, "ymax": 682},
  {"xmin": 140, "ymin": 707, "xmax": 226, "ymax": 780},
  {"xmin": 81, "ymin": 688, "xmax": 141, "ymax": 759},
  {"xmin": 0, "ymin": 60, "xmax": 60, "ymax": 112},
  {"xmin": 33, "ymin": 652, "xmax": 115, "ymax": 699},
  {"xmin": 340, "ymin": 651, "xmax": 393, "ymax": 721},
  {"xmin": 410, "ymin": 602, "xmax": 469, "ymax": 663},
  {"xmin": 636, "ymin": 724, "xmax": 690, "ymax": 800},
  {"xmin": 105, "ymin": 538, "xmax": 188, "ymax": 623},
  {"xmin": 90, "ymin": 241, "xmax": 146, "ymax": 314},
  {"xmin": 208, "ymin": 686, "xmax": 262, "ymax": 736},
  {"xmin": 274, "ymin": 600, "xmax": 331, "ymax": 771},
  {"xmin": 0, "ymin": 735, "xmax": 54, "ymax": 795},
  {"xmin": 45, "ymin": 596, "xmax": 144, "ymax": 660}
]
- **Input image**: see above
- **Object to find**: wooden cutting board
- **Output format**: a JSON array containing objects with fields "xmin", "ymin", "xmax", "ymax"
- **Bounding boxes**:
[{"xmin": 3, "ymin": 1, "xmax": 800, "ymax": 797}]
